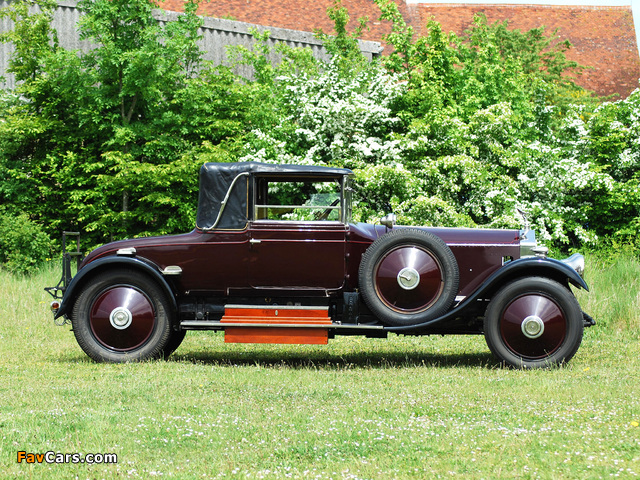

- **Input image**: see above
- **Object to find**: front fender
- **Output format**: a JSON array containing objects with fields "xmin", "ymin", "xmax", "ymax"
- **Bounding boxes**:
[
  {"xmin": 54, "ymin": 256, "xmax": 177, "ymax": 320},
  {"xmin": 386, "ymin": 256, "xmax": 588, "ymax": 333},
  {"xmin": 480, "ymin": 256, "xmax": 589, "ymax": 293}
]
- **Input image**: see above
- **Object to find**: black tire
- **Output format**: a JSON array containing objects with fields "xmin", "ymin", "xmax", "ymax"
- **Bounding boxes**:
[
  {"xmin": 484, "ymin": 277, "xmax": 584, "ymax": 368},
  {"xmin": 358, "ymin": 228, "xmax": 459, "ymax": 326},
  {"xmin": 71, "ymin": 269, "xmax": 173, "ymax": 363},
  {"xmin": 162, "ymin": 329, "xmax": 186, "ymax": 358}
]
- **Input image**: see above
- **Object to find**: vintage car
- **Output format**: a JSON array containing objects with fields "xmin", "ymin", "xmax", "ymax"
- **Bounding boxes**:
[{"xmin": 46, "ymin": 162, "xmax": 594, "ymax": 367}]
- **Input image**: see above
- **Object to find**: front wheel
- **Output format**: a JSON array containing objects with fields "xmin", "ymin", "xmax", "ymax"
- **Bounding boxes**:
[
  {"xmin": 162, "ymin": 329, "xmax": 186, "ymax": 358},
  {"xmin": 71, "ymin": 269, "xmax": 173, "ymax": 363},
  {"xmin": 484, "ymin": 277, "xmax": 584, "ymax": 368}
]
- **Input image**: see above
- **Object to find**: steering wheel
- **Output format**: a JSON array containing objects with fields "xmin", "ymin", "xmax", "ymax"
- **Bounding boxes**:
[{"xmin": 314, "ymin": 198, "xmax": 340, "ymax": 221}]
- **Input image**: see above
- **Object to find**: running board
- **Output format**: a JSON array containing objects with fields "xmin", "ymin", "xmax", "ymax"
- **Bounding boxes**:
[{"xmin": 179, "ymin": 304, "xmax": 383, "ymax": 345}]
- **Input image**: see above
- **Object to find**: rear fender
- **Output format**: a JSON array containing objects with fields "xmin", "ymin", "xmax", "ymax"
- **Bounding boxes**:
[{"xmin": 54, "ymin": 256, "xmax": 178, "ymax": 320}]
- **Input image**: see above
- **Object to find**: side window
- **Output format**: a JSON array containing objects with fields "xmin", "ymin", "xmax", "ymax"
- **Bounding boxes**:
[{"xmin": 254, "ymin": 178, "xmax": 342, "ymax": 222}]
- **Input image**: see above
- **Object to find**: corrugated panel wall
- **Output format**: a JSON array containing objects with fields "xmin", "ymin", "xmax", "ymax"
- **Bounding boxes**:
[
  {"xmin": 0, "ymin": 0, "xmax": 382, "ymax": 89},
  {"xmin": 0, "ymin": 0, "xmax": 15, "ymax": 87}
]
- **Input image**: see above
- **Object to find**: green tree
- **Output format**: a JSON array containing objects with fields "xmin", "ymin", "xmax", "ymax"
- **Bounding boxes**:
[
  {"xmin": 375, "ymin": 1, "xmax": 589, "ymax": 126},
  {"xmin": 0, "ymin": 211, "xmax": 53, "ymax": 275},
  {"xmin": 0, "ymin": 0, "xmax": 253, "ymax": 247},
  {"xmin": 314, "ymin": 0, "xmax": 370, "ymax": 77},
  {"xmin": 3, "ymin": 0, "xmax": 637, "ymax": 255},
  {"xmin": 0, "ymin": 0, "xmax": 59, "ymax": 82}
]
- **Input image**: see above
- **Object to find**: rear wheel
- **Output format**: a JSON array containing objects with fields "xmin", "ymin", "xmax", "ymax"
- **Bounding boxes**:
[
  {"xmin": 71, "ymin": 270, "xmax": 172, "ymax": 363},
  {"xmin": 484, "ymin": 277, "xmax": 584, "ymax": 368}
]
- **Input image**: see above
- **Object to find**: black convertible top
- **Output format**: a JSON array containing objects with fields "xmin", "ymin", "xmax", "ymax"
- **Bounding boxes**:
[{"xmin": 196, "ymin": 162, "xmax": 353, "ymax": 230}]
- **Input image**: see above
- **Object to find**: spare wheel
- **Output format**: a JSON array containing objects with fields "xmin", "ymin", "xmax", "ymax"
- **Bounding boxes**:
[{"xmin": 358, "ymin": 228, "xmax": 459, "ymax": 326}]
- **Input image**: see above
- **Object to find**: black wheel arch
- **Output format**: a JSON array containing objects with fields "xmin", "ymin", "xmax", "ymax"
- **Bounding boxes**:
[
  {"xmin": 469, "ymin": 256, "xmax": 588, "ymax": 306},
  {"xmin": 55, "ymin": 256, "xmax": 178, "ymax": 322}
]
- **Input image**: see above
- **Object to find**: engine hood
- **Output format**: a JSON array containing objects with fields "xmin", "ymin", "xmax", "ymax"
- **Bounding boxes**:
[{"xmin": 349, "ymin": 223, "xmax": 521, "ymax": 246}]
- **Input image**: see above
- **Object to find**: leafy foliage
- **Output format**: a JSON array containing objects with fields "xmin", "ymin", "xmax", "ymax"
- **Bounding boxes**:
[
  {"xmin": 0, "ymin": 0, "xmax": 59, "ymax": 82},
  {"xmin": 0, "ymin": 0, "xmax": 255, "ymax": 248},
  {"xmin": 0, "ymin": 0, "xmax": 638, "ymax": 266},
  {"xmin": 314, "ymin": 0, "xmax": 369, "ymax": 77},
  {"xmin": 0, "ymin": 212, "xmax": 53, "ymax": 275}
]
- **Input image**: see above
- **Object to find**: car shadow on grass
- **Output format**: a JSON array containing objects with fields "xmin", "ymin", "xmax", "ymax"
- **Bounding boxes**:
[{"xmin": 168, "ymin": 349, "xmax": 498, "ymax": 369}]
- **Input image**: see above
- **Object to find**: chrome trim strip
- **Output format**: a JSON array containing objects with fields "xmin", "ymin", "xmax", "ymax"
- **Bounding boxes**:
[
  {"xmin": 180, "ymin": 320, "xmax": 383, "ymax": 329},
  {"xmin": 116, "ymin": 247, "xmax": 136, "ymax": 256}
]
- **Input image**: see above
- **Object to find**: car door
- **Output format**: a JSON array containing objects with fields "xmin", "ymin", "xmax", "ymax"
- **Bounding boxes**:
[
  {"xmin": 248, "ymin": 176, "xmax": 347, "ymax": 291},
  {"xmin": 248, "ymin": 221, "xmax": 347, "ymax": 290}
]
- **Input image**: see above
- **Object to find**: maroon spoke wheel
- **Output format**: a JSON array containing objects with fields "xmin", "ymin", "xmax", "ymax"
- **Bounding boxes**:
[
  {"xmin": 484, "ymin": 277, "xmax": 584, "ymax": 368},
  {"xmin": 359, "ymin": 229, "xmax": 459, "ymax": 326},
  {"xmin": 71, "ymin": 270, "xmax": 172, "ymax": 362}
]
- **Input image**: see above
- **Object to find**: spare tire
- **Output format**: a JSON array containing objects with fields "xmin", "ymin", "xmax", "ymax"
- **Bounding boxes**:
[{"xmin": 358, "ymin": 228, "xmax": 459, "ymax": 326}]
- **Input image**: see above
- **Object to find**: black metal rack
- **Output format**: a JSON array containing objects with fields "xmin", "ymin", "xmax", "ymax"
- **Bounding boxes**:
[{"xmin": 44, "ymin": 231, "xmax": 83, "ymax": 299}]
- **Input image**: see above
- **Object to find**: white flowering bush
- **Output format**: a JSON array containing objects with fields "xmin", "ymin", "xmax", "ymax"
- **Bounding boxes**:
[
  {"xmin": 514, "ymin": 144, "xmax": 612, "ymax": 245},
  {"xmin": 2, "ymin": 0, "xmax": 638, "ymax": 254},
  {"xmin": 232, "ymin": 6, "xmax": 639, "ymax": 250},
  {"xmin": 351, "ymin": 162, "xmax": 421, "ymax": 222},
  {"xmin": 239, "ymin": 60, "xmax": 406, "ymax": 170},
  {"xmin": 574, "ymin": 89, "xmax": 640, "ymax": 240}
]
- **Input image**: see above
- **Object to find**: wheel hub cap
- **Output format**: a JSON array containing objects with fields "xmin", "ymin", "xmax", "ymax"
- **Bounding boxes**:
[
  {"xmin": 397, "ymin": 267, "xmax": 420, "ymax": 290},
  {"xmin": 375, "ymin": 245, "xmax": 444, "ymax": 313},
  {"xmin": 109, "ymin": 307, "xmax": 133, "ymax": 330},
  {"xmin": 521, "ymin": 315, "xmax": 545, "ymax": 339}
]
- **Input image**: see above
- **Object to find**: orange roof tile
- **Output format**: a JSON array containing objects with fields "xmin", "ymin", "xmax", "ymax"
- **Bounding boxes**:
[
  {"xmin": 412, "ymin": 5, "xmax": 640, "ymax": 97},
  {"xmin": 159, "ymin": 0, "xmax": 640, "ymax": 97}
]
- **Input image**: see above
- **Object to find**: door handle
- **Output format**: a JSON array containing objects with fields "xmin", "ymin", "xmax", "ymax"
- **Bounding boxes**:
[{"xmin": 250, "ymin": 238, "xmax": 261, "ymax": 244}]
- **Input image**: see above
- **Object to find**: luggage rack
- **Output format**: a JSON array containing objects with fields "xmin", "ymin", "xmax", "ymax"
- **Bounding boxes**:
[{"xmin": 44, "ymin": 231, "xmax": 83, "ymax": 300}]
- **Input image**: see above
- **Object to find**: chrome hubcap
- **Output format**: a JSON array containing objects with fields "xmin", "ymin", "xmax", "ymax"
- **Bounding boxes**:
[
  {"xmin": 521, "ymin": 315, "xmax": 545, "ymax": 339},
  {"xmin": 397, "ymin": 267, "xmax": 421, "ymax": 290},
  {"xmin": 109, "ymin": 307, "xmax": 133, "ymax": 330}
]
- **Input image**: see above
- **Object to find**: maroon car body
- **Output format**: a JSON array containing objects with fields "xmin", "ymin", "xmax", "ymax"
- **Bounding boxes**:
[{"xmin": 47, "ymin": 162, "xmax": 593, "ymax": 367}]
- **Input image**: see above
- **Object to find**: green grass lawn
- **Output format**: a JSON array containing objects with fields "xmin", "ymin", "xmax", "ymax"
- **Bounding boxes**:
[{"xmin": 1, "ymin": 256, "xmax": 639, "ymax": 479}]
